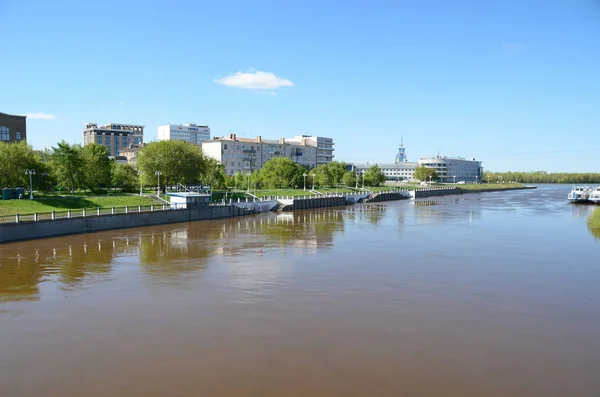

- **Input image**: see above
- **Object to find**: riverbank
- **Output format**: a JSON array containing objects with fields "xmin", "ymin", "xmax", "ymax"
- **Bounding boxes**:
[
  {"xmin": 588, "ymin": 209, "xmax": 600, "ymax": 238},
  {"xmin": 0, "ymin": 195, "xmax": 157, "ymax": 216}
]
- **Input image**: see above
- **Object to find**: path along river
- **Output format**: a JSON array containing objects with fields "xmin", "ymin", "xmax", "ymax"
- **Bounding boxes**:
[{"xmin": 1, "ymin": 184, "xmax": 599, "ymax": 397}]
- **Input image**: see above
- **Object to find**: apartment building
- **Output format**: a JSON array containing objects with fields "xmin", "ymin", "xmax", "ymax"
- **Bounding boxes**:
[
  {"xmin": 285, "ymin": 135, "xmax": 334, "ymax": 165},
  {"xmin": 83, "ymin": 123, "xmax": 144, "ymax": 157},
  {"xmin": 0, "ymin": 112, "xmax": 26, "ymax": 143},
  {"xmin": 157, "ymin": 124, "xmax": 210, "ymax": 145},
  {"xmin": 418, "ymin": 156, "xmax": 483, "ymax": 183},
  {"xmin": 201, "ymin": 134, "xmax": 319, "ymax": 175}
]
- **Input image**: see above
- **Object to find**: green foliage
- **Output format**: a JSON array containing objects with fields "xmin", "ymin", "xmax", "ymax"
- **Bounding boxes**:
[
  {"xmin": 414, "ymin": 165, "xmax": 438, "ymax": 182},
  {"xmin": 50, "ymin": 141, "xmax": 84, "ymax": 195},
  {"xmin": 312, "ymin": 161, "xmax": 346, "ymax": 187},
  {"xmin": 81, "ymin": 143, "xmax": 112, "ymax": 193},
  {"xmin": 482, "ymin": 171, "xmax": 600, "ymax": 184},
  {"xmin": 342, "ymin": 171, "xmax": 357, "ymax": 187},
  {"xmin": 0, "ymin": 141, "xmax": 51, "ymax": 191},
  {"xmin": 259, "ymin": 157, "xmax": 305, "ymax": 189},
  {"xmin": 203, "ymin": 157, "xmax": 227, "ymax": 189},
  {"xmin": 112, "ymin": 163, "xmax": 139, "ymax": 192},
  {"xmin": 364, "ymin": 165, "xmax": 386, "ymax": 187},
  {"xmin": 137, "ymin": 141, "xmax": 206, "ymax": 187}
]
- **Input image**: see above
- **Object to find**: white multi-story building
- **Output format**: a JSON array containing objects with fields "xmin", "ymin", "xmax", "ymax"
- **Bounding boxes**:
[
  {"xmin": 418, "ymin": 156, "xmax": 483, "ymax": 183},
  {"xmin": 201, "ymin": 134, "xmax": 321, "ymax": 175},
  {"xmin": 286, "ymin": 135, "xmax": 334, "ymax": 165},
  {"xmin": 157, "ymin": 124, "xmax": 210, "ymax": 145},
  {"xmin": 349, "ymin": 162, "xmax": 418, "ymax": 182}
]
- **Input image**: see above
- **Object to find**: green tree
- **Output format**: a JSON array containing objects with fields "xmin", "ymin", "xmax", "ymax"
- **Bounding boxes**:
[
  {"xmin": 414, "ymin": 165, "xmax": 438, "ymax": 182},
  {"xmin": 203, "ymin": 157, "xmax": 227, "ymax": 189},
  {"xmin": 342, "ymin": 171, "xmax": 357, "ymax": 187},
  {"xmin": 327, "ymin": 161, "xmax": 347, "ymax": 186},
  {"xmin": 50, "ymin": 141, "xmax": 83, "ymax": 195},
  {"xmin": 137, "ymin": 141, "xmax": 206, "ymax": 190},
  {"xmin": 259, "ymin": 157, "xmax": 304, "ymax": 189},
  {"xmin": 364, "ymin": 165, "xmax": 386, "ymax": 187},
  {"xmin": 112, "ymin": 163, "xmax": 139, "ymax": 192},
  {"xmin": 0, "ymin": 141, "xmax": 49, "ymax": 190},
  {"xmin": 314, "ymin": 164, "xmax": 333, "ymax": 187},
  {"xmin": 81, "ymin": 143, "xmax": 113, "ymax": 193}
]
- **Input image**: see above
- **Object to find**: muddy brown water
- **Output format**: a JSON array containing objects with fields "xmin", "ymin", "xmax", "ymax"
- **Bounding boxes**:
[{"xmin": 1, "ymin": 185, "xmax": 600, "ymax": 397}]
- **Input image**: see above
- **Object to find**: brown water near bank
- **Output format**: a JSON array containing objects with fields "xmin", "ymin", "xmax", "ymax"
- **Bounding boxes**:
[{"xmin": 1, "ymin": 185, "xmax": 600, "ymax": 397}]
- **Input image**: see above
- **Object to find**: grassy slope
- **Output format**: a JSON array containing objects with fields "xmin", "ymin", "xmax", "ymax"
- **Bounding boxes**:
[
  {"xmin": 589, "ymin": 209, "xmax": 600, "ymax": 230},
  {"xmin": 458, "ymin": 183, "xmax": 526, "ymax": 191},
  {"xmin": 0, "ymin": 195, "xmax": 157, "ymax": 216}
]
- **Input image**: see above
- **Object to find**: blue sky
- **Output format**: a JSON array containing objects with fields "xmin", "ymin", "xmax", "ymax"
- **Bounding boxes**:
[{"xmin": 1, "ymin": 0, "xmax": 599, "ymax": 172}]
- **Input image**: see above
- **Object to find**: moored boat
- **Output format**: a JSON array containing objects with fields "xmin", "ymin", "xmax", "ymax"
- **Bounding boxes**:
[
  {"xmin": 568, "ymin": 186, "xmax": 592, "ymax": 203},
  {"xmin": 588, "ymin": 186, "xmax": 600, "ymax": 204}
]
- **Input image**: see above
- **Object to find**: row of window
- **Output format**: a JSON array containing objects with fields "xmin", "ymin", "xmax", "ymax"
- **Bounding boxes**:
[{"xmin": 0, "ymin": 126, "xmax": 23, "ymax": 141}]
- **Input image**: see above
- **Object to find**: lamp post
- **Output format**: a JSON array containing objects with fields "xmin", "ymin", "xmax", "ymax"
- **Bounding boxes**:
[
  {"xmin": 311, "ymin": 174, "xmax": 315, "ymax": 190},
  {"xmin": 25, "ymin": 169, "xmax": 35, "ymax": 200},
  {"xmin": 303, "ymin": 173, "xmax": 307, "ymax": 191},
  {"xmin": 453, "ymin": 175, "xmax": 456, "ymax": 184},
  {"xmin": 155, "ymin": 171, "xmax": 162, "ymax": 196},
  {"xmin": 246, "ymin": 172, "xmax": 251, "ymax": 193},
  {"xmin": 475, "ymin": 175, "xmax": 479, "ymax": 184},
  {"xmin": 138, "ymin": 171, "xmax": 145, "ymax": 196},
  {"xmin": 429, "ymin": 175, "xmax": 432, "ymax": 184},
  {"xmin": 362, "ymin": 172, "xmax": 365, "ymax": 189}
]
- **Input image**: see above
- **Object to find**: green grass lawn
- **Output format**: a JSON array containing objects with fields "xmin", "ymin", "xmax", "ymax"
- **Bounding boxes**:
[
  {"xmin": 251, "ymin": 189, "xmax": 317, "ymax": 198},
  {"xmin": 0, "ymin": 195, "xmax": 158, "ymax": 216},
  {"xmin": 458, "ymin": 183, "xmax": 526, "ymax": 191}
]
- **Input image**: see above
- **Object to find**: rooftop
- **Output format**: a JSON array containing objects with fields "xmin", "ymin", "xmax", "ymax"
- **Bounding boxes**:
[{"xmin": 0, "ymin": 112, "xmax": 27, "ymax": 119}]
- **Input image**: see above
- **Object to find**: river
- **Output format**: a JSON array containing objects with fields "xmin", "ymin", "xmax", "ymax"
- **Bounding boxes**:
[{"xmin": 1, "ymin": 184, "xmax": 599, "ymax": 397}]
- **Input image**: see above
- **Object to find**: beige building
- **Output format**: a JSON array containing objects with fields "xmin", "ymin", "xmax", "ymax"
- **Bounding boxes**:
[
  {"xmin": 285, "ymin": 135, "xmax": 334, "ymax": 165},
  {"xmin": 202, "ymin": 134, "xmax": 325, "ymax": 175},
  {"xmin": 83, "ymin": 123, "xmax": 144, "ymax": 157}
]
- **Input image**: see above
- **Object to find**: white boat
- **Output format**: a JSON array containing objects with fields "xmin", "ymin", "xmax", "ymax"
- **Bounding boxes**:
[
  {"xmin": 589, "ymin": 186, "xmax": 600, "ymax": 204},
  {"xmin": 568, "ymin": 186, "xmax": 592, "ymax": 203}
]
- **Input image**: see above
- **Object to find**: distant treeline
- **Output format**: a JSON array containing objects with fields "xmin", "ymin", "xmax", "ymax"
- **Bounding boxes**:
[{"xmin": 483, "ymin": 171, "xmax": 600, "ymax": 184}]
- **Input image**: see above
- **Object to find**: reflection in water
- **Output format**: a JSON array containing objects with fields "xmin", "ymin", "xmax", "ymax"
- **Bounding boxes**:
[
  {"xmin": 0, "ymin": 210, "xmax": 347, "ymax": 302},
  {"xmin": 588, "ymin": 207, "xmax": 600, "ymax": 239}
]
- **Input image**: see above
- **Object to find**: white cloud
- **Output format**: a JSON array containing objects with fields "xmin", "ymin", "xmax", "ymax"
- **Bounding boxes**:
[
  {"xmin": 502, "ymin": 42, "xmax": 527, "ymax": 52},
  {"xmin": 26, "ymin": 112, "xmax": 57, "ymax": 120},
  {"xmin": 214, "ymin": 70, "xmax": 294, "ymax": 90}
]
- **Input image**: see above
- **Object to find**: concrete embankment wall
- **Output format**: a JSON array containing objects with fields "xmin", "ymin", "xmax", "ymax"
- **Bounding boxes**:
[
  {"xmin": 365, "ymin": 192, "xmax": 410, "ymax": 203},
  {"xmin": 0, "ymin": 205, "xmax": 250, "ymax": 244},
  {"xmin": 457, "ymin": 186, "xmax": 536, "ymax": 194},
  {"xmin": 291, "ymin": 196, "xmax": 347, "ymax": 210},
  {"xmin": 410, "ymin": 187, "xmax": 460, "ymax": 199}
]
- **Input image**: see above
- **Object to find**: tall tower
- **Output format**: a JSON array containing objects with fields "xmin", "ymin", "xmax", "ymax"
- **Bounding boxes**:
[{"xmin": 395, "ymin": 137, "xmax": 407, "ymax": 163}]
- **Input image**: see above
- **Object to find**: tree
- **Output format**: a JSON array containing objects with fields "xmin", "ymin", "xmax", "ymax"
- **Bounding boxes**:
[
  {"xmin": 0, "ymin": 141, "xmax": 49, "ymax": 190},
  {"xmin": 364, "ymin": 165, "xmax": 386, "ymax": 187},
  {"xmin": 327, "ymin": 161, "xmax": 347, "ymax": 186},
  {"xmin": 314, "ymin": 164, "xmax": 333, "ymax": 187},
  {"xmin": 81, "ymin": 143, "xmax": 113, "ymax": 193},
  {"xmin": 112, "ymin": 163, "xmax": 138, "ymax": 192},
  {"xmin": 50, "ymin": 141, "xmax": 83, "ymax": 195},
  {"xmin": 137, "ymin": 141, "xmax": 206, "ymax": 190},
  {"xmin": 342, "ymin": 171, "xmax": 357, "ymax": 187},
  {"xmin": 414, "ymin": 165, "xmax": 438, "ymax": 182},
  {"xmin": 259, "ymin": 157, "xmax": 304, "ymax": 189},
  {"xmin": 203, "ymin": 157, "xmax": 227, "ymax": 189}
]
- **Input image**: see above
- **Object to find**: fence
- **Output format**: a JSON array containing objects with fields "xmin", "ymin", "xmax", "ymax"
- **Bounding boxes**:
[{"xmin": 0, "ymin": 203, "xmax": 195, "ymax": 225}]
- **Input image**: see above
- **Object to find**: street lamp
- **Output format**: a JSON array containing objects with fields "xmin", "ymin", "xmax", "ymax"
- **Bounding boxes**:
[
  {"xmin": 155, "ymin": 171, "xmax": 162, "ymax": 196},
  {"xmin": 475, "ymin": 175, "xmax": 479, "ymax": 184},
  {"xmin": 311, "ymin": 174, "xmax": 315, "ymax": 190},
  {"xmin": 25, "ymin": 169, "xmax": 35, "ymax": 200},
  {"xmin": 362, "ymin": 172, "xmax": 365, "ymax": 189},
  {"xmin": 429, "ymin": 175, "xmax": 432, "ymax": 184},
  {"xmin": 138, "ymin": 171, "xmax": 145, "ymax": 196},
  {"xmin": 246, "ymin": 172, "xmax": 251, "ymax": 193},
  {"xmin": 303, "ymin": 173, "xmax": 307, "ymax": 191},
  {"xmin": 453, "ymin": 175, "xmax": 456, "ymax": 184}
]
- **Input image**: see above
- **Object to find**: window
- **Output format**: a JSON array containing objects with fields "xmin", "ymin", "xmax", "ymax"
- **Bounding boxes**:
[
  {"xmin": 16, "ymin": 132, "xmax": 21, "ymax": 141},
  {"xmin": 224, "ymin": 144, "xmax": 228, "ymax": 149},
  {"xmin": 95, "ymin": 135, "xmax": 102, "ymax": 144},
  {"xmin": 0, "ymin": 126, "xmax": 9, "ymax": 141}
]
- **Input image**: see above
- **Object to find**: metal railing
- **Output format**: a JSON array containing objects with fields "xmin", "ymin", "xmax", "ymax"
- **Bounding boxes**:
[{"xmin": 0, "ymin": 202, "xmax": 200, "ymax": 225}]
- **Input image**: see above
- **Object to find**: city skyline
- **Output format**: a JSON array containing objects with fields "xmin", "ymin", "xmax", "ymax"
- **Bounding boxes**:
[{"xmin": 1, "ymin": 0, "xmax": 599, "ymax": 172}]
